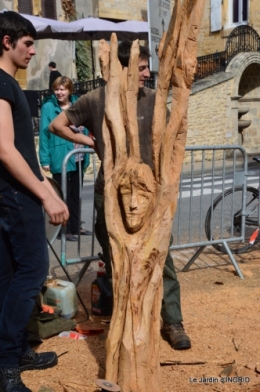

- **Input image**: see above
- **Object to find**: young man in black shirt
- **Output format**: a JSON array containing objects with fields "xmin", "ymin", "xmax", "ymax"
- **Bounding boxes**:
[{"xmin": 0, "ymin": 11, "xmax": 69, "ymax": 392}]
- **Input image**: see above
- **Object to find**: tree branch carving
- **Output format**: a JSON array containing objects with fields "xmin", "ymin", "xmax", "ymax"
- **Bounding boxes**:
[{"xmin": 99, "ymin": 1, "xmax": 206, "ymax": 390}]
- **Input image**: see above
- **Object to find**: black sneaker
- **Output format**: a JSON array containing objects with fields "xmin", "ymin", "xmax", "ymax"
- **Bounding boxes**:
[
  {"xmin": 66, "ymin": 234, "xmax": 78, "ymax": 242},
  {"xmin": 19, "ymin": 350, "xmax": 58, "ymax": 372},
  {"xmin": 161, "ymin": 322, "xmax": 191, "ymax": 350},
  {"xmin": 0, "ymin": 367, "xmax": 32, "ymax": 392}
]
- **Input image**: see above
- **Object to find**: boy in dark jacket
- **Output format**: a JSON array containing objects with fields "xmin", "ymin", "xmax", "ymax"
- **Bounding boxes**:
[{"xmin": 0, "ymin": 11, "xmax": 69, "ymax": 392}]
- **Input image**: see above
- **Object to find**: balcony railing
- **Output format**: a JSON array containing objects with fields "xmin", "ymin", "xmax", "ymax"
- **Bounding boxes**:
[{"xmin": 195, "ymin": 25, "xmax": 260, "ymax": 81}]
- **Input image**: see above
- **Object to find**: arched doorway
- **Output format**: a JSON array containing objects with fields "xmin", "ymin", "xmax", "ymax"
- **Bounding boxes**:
[
  {"xmin": 238, "ymin": 63, "xmax": 260, "ymax": 150},
  {"xmin": 226, "ymin": 53, "xmax": 260, "ymax": 153}
]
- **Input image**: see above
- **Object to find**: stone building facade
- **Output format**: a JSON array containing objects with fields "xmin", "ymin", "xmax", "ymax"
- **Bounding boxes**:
[
  {"xmin": 197, "ymin": 0, "xmax": 260, "ymax": 55},
  {"xmin": 2, "ymin": 0, "xmax": 260, "ymax": 153},
  {"xmin": 186, "ymin": 0, "xmax": 260, "ymax": 154}
]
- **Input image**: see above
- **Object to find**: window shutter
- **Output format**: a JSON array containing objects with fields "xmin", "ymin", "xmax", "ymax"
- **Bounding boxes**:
[
  {"xmin": 18, "ymin": 0, "xmax": 33, "ymax": 15},
  {"xmin": 211, "ymin": 0, "xmax": 222, "ymax": 32},
  {"xmin": 41, "ymin": 0, "xmax": 57, "ymax": 20}
]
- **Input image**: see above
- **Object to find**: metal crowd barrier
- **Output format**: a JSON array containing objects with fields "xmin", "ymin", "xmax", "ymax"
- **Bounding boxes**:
[
  {"xmin": 55, "ymin": 148, "xmax": 99, "ymax": 287},
  {"xmin": 171, "ymin": 145, "xmax": 248, "ymax": 279},
  {"xmin": 54, "ymin": 145, "xmax": 248, "ymax": 284}
]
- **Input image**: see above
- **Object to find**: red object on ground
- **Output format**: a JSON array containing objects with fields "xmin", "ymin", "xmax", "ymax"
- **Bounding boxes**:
[
  {"xmin": 75, "ymin": 325, "xmax": 104, "ymax": 336},
  {"xmin": 41, "ymin": 304, "xmax": 55, "ymax": 314}
]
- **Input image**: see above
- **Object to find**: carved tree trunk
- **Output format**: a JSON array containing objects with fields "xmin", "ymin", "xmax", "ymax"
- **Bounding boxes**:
[{"xmin": 100, "ymin": 1, "xmax": 205, "ymax": 391}]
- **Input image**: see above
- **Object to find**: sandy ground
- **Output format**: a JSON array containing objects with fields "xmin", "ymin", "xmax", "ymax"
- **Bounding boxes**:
[{"xmin": 22, "ymin": 243, "xmax": 260, "ymax": 392}]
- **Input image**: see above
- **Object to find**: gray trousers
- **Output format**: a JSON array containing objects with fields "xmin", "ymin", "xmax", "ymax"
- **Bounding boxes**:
[{"xmin": 94, "ymin": 191, "xmax": 183, "ymax": 324}]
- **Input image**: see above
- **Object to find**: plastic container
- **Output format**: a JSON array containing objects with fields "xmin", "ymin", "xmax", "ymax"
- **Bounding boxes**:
[
  {"xmin": 43, "ymin": 278, "xmax": 78, "ymax": 319},
  {"xmin": 91, "ymin": 262, "xmax": 113, "ymax": 316},
  {"xmin": 58, "ymin": 331, "xmax": 87, "ymax": 340}
]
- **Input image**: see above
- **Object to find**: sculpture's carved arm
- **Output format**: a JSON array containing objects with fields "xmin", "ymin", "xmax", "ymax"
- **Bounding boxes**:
[
  {"xmin": 99, "ymin": 39, "xmax": 110, "ymax": 82},
  {"xmin": 125, "ymin": 40, "xmax": 141, "ymax": 159},
  {"xmin": 161, "ymin": 0, "xmax": 205, "ymax": 185},
  {"xmin": 152, "ymin": 0, "xmax": 182, "ymax": 182},
  {"xmin": 104, "ymin": 34, "xmax": 127, "ymax": 175}
]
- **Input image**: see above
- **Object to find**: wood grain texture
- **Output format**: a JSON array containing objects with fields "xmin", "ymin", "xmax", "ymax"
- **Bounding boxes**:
[{"xmin": 99, "ymin": 1, "xmax": 206, "ymax": 390}]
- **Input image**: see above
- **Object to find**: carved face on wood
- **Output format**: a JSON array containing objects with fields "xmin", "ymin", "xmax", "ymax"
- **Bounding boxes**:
[
  {"xmin": 118, "ymin": 158, "xmax": 156, "ymax": 233},
  {"xmin": 184, "ymin": 54, "xmax": 197, "ymax": 87}
]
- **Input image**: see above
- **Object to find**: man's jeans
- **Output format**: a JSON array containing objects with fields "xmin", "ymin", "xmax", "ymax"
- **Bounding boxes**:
[{"xmin": 0, "ymin": 186, "xmax": 49, "ymax": 366}]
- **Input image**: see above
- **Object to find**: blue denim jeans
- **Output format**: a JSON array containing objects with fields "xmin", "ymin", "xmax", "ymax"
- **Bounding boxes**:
[{"xmin": 0, "ymin": 186, "xmax": 49, "ymax": 367}]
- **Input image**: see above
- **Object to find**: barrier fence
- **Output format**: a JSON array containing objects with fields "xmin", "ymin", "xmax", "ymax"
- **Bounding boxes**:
[
  {"xmin": 51, "ymin": 145, "xmax": 250, "ymax": 284},
  {"xmin": 171, "ymin": 145, "xmax": 248, "ymax": 279}
]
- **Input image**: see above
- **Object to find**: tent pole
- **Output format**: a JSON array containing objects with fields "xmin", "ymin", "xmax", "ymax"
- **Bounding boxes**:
[{"xmin": 91, "ymin": 40, "xmax": 95, "ymax": 88}]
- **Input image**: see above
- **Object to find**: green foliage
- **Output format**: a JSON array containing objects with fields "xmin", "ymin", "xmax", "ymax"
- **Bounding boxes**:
[{"xmin": 75, "ymin": 41, "xmax": 92, "ymax": 81}]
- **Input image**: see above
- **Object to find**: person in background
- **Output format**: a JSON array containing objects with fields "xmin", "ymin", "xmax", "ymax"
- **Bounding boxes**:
[
  {"xmin": 0, "ymin": 11, "xmax": 69, "ymax": 392},
  {"xmin": 48, "ymin": 61, "xmax": 61, "ymax": 92},
  {"xmin": 39, "ymin": 76, "xmax": 92, "ymax": 241},
  {"xmin": 50, "ymin": 41, "xmax": 192, "ymax": 351}
]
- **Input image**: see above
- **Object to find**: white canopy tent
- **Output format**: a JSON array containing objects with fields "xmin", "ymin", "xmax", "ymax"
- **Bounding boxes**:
[
  {"xmin": 69, "ymin": 17, "xmax": 119, "ymax": 41},
  {"xmin": 116, "ymin": 20, "xmax": 148, "ymax": 40},
  {"xmin": 20, "ymin": 13, "xmax": 84, "ymax": 40},
  {"xmin": 1, "ymin": 10, "xmax": 149, "ymax": 41},
  {"xmin": 67, "ymin": 17, "xmax": 149, "ymax": 79},
  {"xmin": 68, "ymin": 17, "xmax": 148, "ymax": 41}
]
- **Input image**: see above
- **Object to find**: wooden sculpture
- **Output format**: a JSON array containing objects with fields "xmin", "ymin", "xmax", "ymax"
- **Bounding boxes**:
[{"xmin": 99, "ymin": 1, "xmax": 205, "ymax": 391}]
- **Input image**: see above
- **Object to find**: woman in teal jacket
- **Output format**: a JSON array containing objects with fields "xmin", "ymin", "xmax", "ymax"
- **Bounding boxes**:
[{"xmin": 39, "ymin": 76, "xmax": 91, "ymax": 241}]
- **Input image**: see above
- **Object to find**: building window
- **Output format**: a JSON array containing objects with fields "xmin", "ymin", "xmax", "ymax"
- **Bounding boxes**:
[
  {"xmin": 41, "ymin": 0, "xmax": 57, "ymax": 20},
  {"xmin": 211, "ymin": 0, "xmax": 222, "ymax": 32},
  {"xmin": 18, "ymin": 0, "xmax": 33, "ymax": 14},
  {"xmin": 232, "ymin": 0, "xmax": 248, "ymax": 24}
]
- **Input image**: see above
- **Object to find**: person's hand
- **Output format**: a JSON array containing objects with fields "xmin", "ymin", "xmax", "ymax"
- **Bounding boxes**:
[
  {"xmin": 42, "ymin": 165, "xmax": 50, "ymax": 172},
  {"xmin": 86, "ymin": 135, "xmax": 95, "ymax": 148},
  {"xmin": 91, "ymin": 138, "xmax": 97, "ymax": 152},
  {"xmin": 88, "ymin": 134, "xmax": 96, "ymax": 150},
  {"xmin": 42, "ymin": 196, "xmax": 69, "ymax": 226}
]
